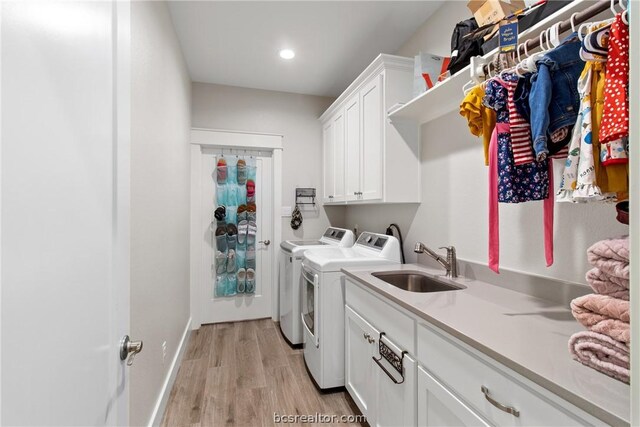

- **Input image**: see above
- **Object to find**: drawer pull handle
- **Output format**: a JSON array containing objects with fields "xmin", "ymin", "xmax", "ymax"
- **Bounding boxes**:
[{"xmin": 481, "ymin": 386, "xmax": 520, "ymax": 417}]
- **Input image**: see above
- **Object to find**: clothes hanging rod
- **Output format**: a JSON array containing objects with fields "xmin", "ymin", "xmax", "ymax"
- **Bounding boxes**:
[
  {"xmin": 517, "ymin": 0, "xmax": 612, "ymax": 54},
  {"xmin": 481, "ymin": 0, "xmax": 613, "ymax": 76}
]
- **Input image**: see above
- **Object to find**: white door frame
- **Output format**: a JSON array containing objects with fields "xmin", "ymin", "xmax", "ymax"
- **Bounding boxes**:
[{"xmin": 189, "ymin": 128, "xmax": 283, "ymax": 329}]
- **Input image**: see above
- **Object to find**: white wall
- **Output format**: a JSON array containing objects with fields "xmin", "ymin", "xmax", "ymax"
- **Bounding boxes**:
[
  {"xmin": 191, "ymin": 82, "xmax": 346, "ymax": 241},
  {"xmin": 131, "ymin": 2, "xmax": 192, "ymax": 426},
  {"xmin": 344, "ymin": 2, "xmax": 628, "ymax": 285}
]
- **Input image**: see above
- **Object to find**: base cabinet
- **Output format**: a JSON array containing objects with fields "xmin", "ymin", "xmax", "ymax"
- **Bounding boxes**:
[
  {"xmin": 343, "ymin": 277, "xmax": 612, "ymax": 427},
  {"xmin": 345, "ymin": 305, "xmax": 417, "ymax": 427},
  {"xmin": 345, "ymin": 305, "xmax": 378, "ymax": 417},
  {"xmin": 373, "ymin": 340, "xmax": 416, "ymax": 427},
  {"xmin": 417, "ymin": 366, "xmax": 489, "ymax": 427}
]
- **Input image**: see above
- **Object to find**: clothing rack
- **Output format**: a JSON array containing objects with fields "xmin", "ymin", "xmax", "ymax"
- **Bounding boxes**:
[
  {"xmin": 522, "ymin": 0, "xmax": 610, "ymax": 52},
  {"xmin": 481, "ymin": 0, "xmax": 614, "ymax": 76}
]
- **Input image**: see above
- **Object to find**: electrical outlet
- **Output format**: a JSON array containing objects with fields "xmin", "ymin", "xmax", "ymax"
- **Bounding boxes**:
[{"xmin": 162, "ymin": 341, "xmax": 167, "ymax": 364}]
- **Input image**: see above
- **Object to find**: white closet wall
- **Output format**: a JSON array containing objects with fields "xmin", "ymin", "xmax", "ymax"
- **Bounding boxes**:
[{"xmin": 130, "ymin": 2, "xmax": 192, "ymax": 425}]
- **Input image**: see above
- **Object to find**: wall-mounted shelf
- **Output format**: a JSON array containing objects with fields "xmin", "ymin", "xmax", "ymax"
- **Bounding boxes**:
[
  {"xmin": 388, "ymin": 0, "xmax": 598, "ymax": 126},
  {"xmin": 295, "ymin": 187, "xmax": 316, "ymax": 206}
]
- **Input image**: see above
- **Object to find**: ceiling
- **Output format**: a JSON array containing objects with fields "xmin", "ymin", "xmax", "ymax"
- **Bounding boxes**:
[{"xmin": 167, "ymin": 1, "xmax": 442, "ymax": 97}]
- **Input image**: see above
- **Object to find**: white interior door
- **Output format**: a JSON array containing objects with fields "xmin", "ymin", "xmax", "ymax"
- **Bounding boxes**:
[
  {"xmin": 1, "ymin": 1, "xmax": 130, "ymax": 425},
  {"xmin": 199, "ymin": 148, "xmax": 274, "ymax": 323}
]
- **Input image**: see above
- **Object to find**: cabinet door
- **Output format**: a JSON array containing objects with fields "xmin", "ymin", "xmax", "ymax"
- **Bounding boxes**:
[
  {"xmin": 373, "ymin": 337, "xmax": 417, "ymax": 427},
  {"xmin": 344, "ymin": 94, "xmax": 361, "ymax": 201},
  {"xmin": 360, "ymin": 74, "xmax": 383, "ymax": 201},
  {"xmin": 345, "ymin": 305, "xmax": 378, "ymax": 420},
  {"xmin": 322, "ymin": 121, "xmax": 335, "ymax": 203},
  {"xmin": 417, "ymin": 366, "xmax": 490, "ymax": 427},
  {"xmin": 332, "ymin": 112, "xmax": 347, "ymax": 202}
]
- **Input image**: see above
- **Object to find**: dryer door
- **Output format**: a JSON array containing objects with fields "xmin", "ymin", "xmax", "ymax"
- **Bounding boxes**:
[{"xmin": 301, "ymin": 262, "xmax": 319, "ymax": 347}]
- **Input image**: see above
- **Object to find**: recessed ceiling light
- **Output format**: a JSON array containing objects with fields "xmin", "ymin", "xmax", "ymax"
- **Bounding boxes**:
[{"xmin": 279, "ymin": 49, "xmax": 295, "ymax": 60}]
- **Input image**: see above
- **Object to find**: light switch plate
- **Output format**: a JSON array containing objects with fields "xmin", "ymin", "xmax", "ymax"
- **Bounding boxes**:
[{"xmin": 281, "ymin": 206, "xmax": 292, "ymax": 217}]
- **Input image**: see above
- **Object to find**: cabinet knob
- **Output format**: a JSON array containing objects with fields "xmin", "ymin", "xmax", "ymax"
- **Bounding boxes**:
[{"xmin": 363, "ymin": 333, "xmax": 375, "ymax": 343}]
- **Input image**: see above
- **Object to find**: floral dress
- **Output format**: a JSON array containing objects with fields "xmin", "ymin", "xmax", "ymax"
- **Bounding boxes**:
[{"xmin": 484, "ymin": 74, "xmax": 549, "ymax": 203}]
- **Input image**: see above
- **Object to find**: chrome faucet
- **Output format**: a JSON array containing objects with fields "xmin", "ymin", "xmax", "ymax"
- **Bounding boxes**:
[{"xmin": 414, "ymin": 242, "xmax": 458, "ymax": 278}]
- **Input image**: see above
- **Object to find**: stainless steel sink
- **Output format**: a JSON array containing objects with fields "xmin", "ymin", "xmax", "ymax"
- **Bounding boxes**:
[{"xmin": 372, "ymin": 271, "xmax": 465, "ymax": 293}]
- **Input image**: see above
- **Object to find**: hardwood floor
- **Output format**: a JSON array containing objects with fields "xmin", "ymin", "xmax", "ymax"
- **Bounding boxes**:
[{"xmin": 161, "ymin": 319, "xmax": 365, "ymax": 427}]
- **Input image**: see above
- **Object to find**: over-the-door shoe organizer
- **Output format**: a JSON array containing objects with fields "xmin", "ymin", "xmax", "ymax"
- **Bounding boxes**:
[{"xmin": 213, "ymin": 155, "xmax": 257, "ymax": 297}]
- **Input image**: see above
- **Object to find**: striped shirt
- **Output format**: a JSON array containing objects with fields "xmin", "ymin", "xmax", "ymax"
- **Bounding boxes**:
[{"xmin": 504, "ymin": 78, "xmax": 536, "ymax": 165}]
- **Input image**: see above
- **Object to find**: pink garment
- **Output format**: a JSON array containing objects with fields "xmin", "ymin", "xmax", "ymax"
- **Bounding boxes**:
[
  {"xmin": 570, "ymin": 294, "xmax": 630, "ymax": 343},
  {"xmin": 587, "ymin": 236, "xmax": 629, "ymax": 280},
  {"xmin": 586, "ymin": 267, "xmax": 629, "ymax": 299},
  {"xmin": 488, "ymin": 123, "xmax": 553, "ymax": 274},
  {"xmin": 488, "ymin": 127, "xmax": 500, "ymax": 273},
  {"xmin": 568, "ymin": 331, "xmax": 630, "ymax": 384}
]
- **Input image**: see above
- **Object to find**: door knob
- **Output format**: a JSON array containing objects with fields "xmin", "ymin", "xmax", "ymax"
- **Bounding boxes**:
[
  {"xmin": 120, "ymin": 335, "xmax": 143, "ymax": 366},
  {"xmin": 259, "ymin": 239, "xmax": 271, "ymax": 246}
]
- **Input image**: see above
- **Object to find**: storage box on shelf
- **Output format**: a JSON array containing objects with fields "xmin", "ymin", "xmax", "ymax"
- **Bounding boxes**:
[
  {"xmin": 388, "ymin": 0, "xmax": 598, "ymax": 126},
  {"xmin": 467, "ymin": 0, "xmax": 526, "ymax": 27},
  {"xmin": 320, "ymin": 54, "xmax": 420, "ymax": 205}
]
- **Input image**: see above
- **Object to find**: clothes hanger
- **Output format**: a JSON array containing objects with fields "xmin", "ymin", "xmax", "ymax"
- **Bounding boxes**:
[
  {"xmin": 462, "ymin": 79, "xmax": 476, "ymax": 96},
  {"xmin": 519, "ymin": 32, "xmax": 546, "ymax": 74},
  {"xmin": 571, "ymin": 12, "xmax": 579, "ymax": 33},
  {"xmin": 548, "ymin": 22, "xmax": 562, "ymax": 48},
  {"xmin": 619, "ymin": 0, "xmax": 629, "ymax": 25},
  {"xmin": 611, "ymin": 0, "xmax": 622, "ymax": 16},
  {"xmin": 516, "ymin": 41, "xmax": 530, "ymax": 75},
  {"xmin": 543, "ymin": 28, "xmax": 554, "ymax": 51}
]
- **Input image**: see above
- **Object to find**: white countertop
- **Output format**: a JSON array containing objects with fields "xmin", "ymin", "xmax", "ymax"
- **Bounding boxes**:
[{"xmin": 342, "ymin": 263, "xmax": 630, "ymax": 426}]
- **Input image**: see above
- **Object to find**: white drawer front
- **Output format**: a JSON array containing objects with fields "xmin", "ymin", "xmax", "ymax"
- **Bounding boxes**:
[
  {"xmin": 345, "ymin": 278, "xmax": 415, "ymax": 353},
  {"xmin": 417, "ymin": 323, "xmax": 603, "ymax": 427}
]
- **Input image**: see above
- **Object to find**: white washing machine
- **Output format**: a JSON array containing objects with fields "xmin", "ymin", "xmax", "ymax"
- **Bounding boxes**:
[
  {"xmin": 301, "ymin": 231, "xmax": 401, "ymax": 389},
  {"xmin": 279, "ymin": 227, "xmax": 355, "ymax": 345}
]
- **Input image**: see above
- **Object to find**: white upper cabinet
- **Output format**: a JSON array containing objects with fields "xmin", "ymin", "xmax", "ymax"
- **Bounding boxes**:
[
  {"xmin": 332, "ymin": 111, "xmax": 347, "ymax": 202},
  {"xmin": 322, "ymin": 121, "xmax": 335, "ymax": 202},
  {"xmin": 320, "ymin": 54, "xmax": 420, "ymax": 204},
  {"xmin": 359, "ymin": 74, "xmax": 383, "ymax": 201},
  {"xmin": 344, "ymin": 93, "xmax": 361, "ymax": 202}
]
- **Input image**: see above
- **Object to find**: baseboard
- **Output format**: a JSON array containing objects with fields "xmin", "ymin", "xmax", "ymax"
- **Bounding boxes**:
[{"xmin": 148, "ymin": 317, "xmax": 192, "ymax": 427}]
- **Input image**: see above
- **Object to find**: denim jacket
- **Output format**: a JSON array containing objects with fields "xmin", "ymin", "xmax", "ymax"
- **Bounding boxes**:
[
  {"xmin": 514, "ymin": 73, "xmax": 533, "ymax": 123},
  {"xmin": 529, "ymin": 33, "xmax": 585, "ymax": 157}
]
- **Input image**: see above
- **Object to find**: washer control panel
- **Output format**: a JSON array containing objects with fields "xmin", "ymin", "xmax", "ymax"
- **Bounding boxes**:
[
  {"xmin": 323, "ymin": 227, "xmax": 346, "ymax": 241},
  {"xmin": 356, "ymin": 232, "xmax": 388, "ymax": 250}
]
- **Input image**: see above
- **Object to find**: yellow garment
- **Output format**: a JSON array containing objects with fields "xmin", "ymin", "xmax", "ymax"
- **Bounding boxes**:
[
  {"xmin": 591, "ymin": 61, "xmax": 629, "ymax": 199},
  {"xmin": 460, "ymin": 84, "xmax": 496, "ymax": 166}
]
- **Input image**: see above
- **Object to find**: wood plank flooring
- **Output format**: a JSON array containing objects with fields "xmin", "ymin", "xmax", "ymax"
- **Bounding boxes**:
[{"xmin": 161, "ymin": 319, "xmax": 365, "ymax": 427}]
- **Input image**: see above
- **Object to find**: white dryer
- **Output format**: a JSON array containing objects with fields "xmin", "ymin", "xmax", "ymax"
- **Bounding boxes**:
[
  {"xmin": 301, "ymin": 232, "xmax": 401, "ymax": 389},
  {"xmin": 279, "ymin": 227, "xmax": 354, "ymax": 345}
]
